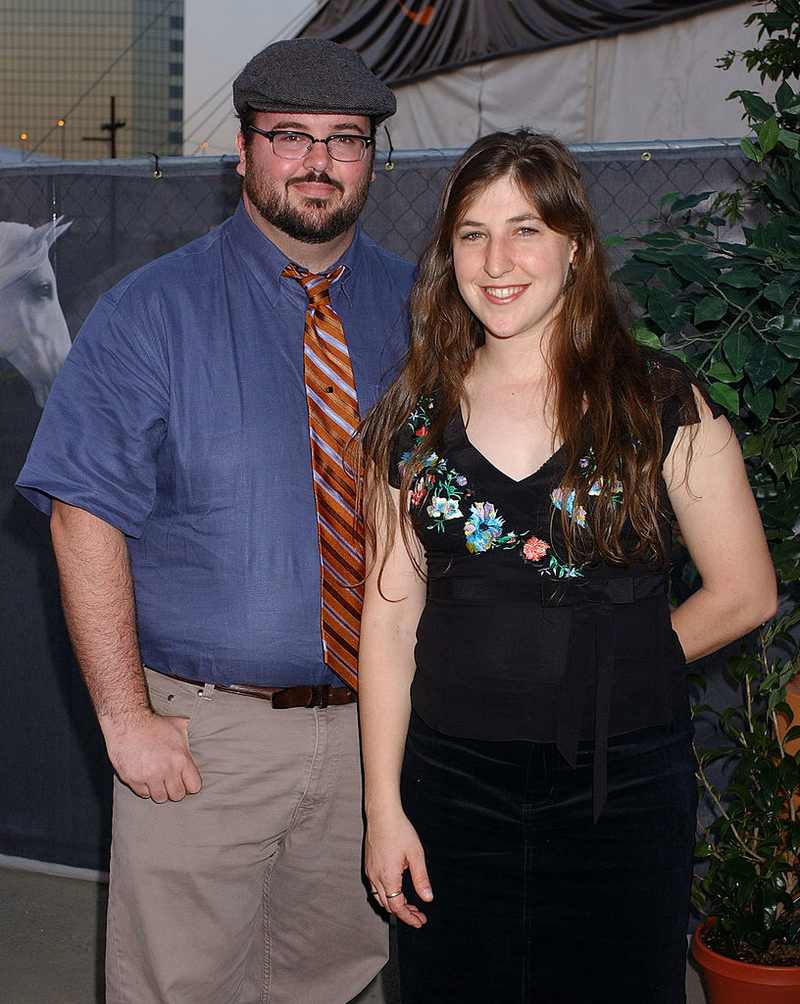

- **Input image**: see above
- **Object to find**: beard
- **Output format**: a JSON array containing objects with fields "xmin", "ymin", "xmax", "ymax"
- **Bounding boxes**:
[{"xmin": 243, "ymin": 152, "xmax": 372, "ymax": 245}]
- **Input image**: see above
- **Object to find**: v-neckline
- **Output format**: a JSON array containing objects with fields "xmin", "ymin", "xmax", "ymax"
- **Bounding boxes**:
[{"xmin": 454, "ymin": 407, "xmax": 562, "ymax": 485}]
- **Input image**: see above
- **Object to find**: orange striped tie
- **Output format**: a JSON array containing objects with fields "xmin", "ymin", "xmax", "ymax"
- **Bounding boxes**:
[{"xmin": 283, "ymin": 263, "xmax": 363, "ymax": 689}]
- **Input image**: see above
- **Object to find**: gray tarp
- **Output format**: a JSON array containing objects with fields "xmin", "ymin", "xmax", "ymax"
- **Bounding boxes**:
[{"xmin": 299, "ymin": 0, "xmax": 745, "ymax": 86}]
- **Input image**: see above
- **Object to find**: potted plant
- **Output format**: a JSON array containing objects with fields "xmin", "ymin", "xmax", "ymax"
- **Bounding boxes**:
[
  {"xmin": 613, "ymin": 1, "xmax": 800, "ymax": 996},
  {"xmin": 690, "ymin": 610, "xmax": 800, "ymax": 1001}
]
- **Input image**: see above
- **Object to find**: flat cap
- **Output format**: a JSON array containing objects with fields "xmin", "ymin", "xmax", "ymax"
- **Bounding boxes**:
[{"xmin": 233, "ymin": 38, "xmax": 396, "ymax": 124}]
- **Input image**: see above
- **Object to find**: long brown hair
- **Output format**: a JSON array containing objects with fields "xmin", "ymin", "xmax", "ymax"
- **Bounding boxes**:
[{"xmin": 360, "ymin": 130, "xmax": 671, "ymax": 571}]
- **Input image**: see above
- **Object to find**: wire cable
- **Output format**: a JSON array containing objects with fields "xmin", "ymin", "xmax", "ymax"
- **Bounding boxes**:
[
  {"xmin": 31, "ymin": 0, "xmax": 182, "ymax": 154},
  {"xmin": 183, "ymin": 1, "xmax": 320, "ymax": 156}
]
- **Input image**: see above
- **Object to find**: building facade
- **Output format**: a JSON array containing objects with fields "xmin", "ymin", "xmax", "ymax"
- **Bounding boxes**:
[{"xmin": 1, "ymin": 0, "xmax": 184, "ymax": 160}]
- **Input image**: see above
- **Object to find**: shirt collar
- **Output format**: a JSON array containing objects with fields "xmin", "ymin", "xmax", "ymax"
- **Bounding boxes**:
[{"xmin": 229, "ymin": 201, "xmax": 363, "ymax": 307}]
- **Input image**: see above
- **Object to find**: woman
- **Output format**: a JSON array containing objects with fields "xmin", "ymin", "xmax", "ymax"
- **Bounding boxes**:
[{"xmin": 357, "ymin": 131, "xmax": 776, "ymax": 1003}]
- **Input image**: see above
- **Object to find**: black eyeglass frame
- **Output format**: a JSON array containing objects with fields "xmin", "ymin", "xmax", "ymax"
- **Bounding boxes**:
[{"xmin": 246, "ymin": 126, "xmax": 375, "ymax": 162}]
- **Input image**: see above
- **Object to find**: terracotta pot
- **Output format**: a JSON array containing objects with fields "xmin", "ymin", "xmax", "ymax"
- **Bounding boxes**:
[
  {"xmin": 778, "ymin": 688, "xmax": 800, "ymax": 756},
  {"xmin": 691, "ymin": 920, "xmax": 800, "ymax": 1003}
]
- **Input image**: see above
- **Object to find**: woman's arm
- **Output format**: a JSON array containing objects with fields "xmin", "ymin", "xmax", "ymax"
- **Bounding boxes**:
[
  {"xmin": 664, "ymin": 391, "xmax": 777, "ymax": 663},
  {"xmin": 359, "ymin": 486, "xmax": 431, "ymax": 927}
]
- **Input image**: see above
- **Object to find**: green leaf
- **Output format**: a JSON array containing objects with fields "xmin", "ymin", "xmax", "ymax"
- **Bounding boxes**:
[
  {"xmin": 718, "ymin": 269, "xmax": 763, "ymax": 288},
  {"xmin": 612, "ymin": 259, "xmax": 658, "ymax": 283},
  {"xmin": 724, "ymin": 331, "xmax": 752, "ymax": 371},
  {"xmin": 741, "ymin": 135, "xmax": 764, "ymax": 163},
  {"xmin": 694, "ymin": 297, "xmax": 728, "ymax": 325},
  {"xmin": 742, "ymin": 435, "xmax": 764, "ymax": 459},
  {"xmin": 775, "ymin": 80, "xmax": 795, "ymax": 113},
  {"xmin": 669, "ymin": 192, "xmax": 715, "ymax": 212},
  {"xmin": 772, "ymin": 539, "xmax": 800, "ymax": 583},
  {"xmin": 603, "ymin": 232, "xmax": 625, "ymax": 248},
  {"xmin": 638, "ymin": 231, "xmax": 684, "ymax": 247},
  {"xmin": 672, "ymin": 256, "xmax": 719, "ymax": 287},
  {"xmin": 654, "ymin": 268, "xmax": 682, "ymax": 294},
  {"xmin": 744, "ymin": 383, "xmax": 774, "ymax": 424},
  {"xmin": 749, "ymin": 214, "xmax": 800, "ymax": 249},
  {"xmin": 763, "ymin": 282, "xmax": 794, "ymax": 307},
  {"xmin": 630, "ymin": 320, "xmax": 662, "ymax": 349},
  {"xmin": 627, "ymin": 284, "xmax": 649, "ymax": 309},
  {"xmin": 756, "ymin": 115, "xmax": 780, "ymax": 154},
  {"xmin": 746, "ymin": 342, "xmax": 783, "ymax": 392},
  {"xmin": 732, "ymin": 89, "xmax": 776, "ymax": 122},
  {"xmin": 706, "ymin": 361, "xmax": 738, "ymax": 382},
  {"xmin": 763, "ymin": 173, "xmax": 800, "ymax": 213},
  {"xmin": 775, "ymin": 354, "xmax": 796, "ymax": 385},
  {"xmin": 777, "ymin": 334, "xmax": 800, "ymax": 359},
  {"xmin": 768, "ymin": 443, "xmax": 799, "ymax": 481},
  {"xmin": 708, "ymin": 381, "xmax": 741, "ymax": 414},
  {"xmin": 766, "ymin": 315, "xmax": 800, "ymax": 336},
  {"xmin": 647, "ymin": 286, "xmax": 687, "ymax": 333}
]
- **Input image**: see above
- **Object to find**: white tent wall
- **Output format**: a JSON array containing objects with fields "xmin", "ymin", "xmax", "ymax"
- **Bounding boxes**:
[{"xmin": 388, "ymin": 3, "xmax": 777, "ymax": 148}]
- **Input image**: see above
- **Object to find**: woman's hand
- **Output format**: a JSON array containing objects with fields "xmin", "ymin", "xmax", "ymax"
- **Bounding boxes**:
[{"xmin": 366, "ymin": 808, "xmax": 433, "ymax": 928}]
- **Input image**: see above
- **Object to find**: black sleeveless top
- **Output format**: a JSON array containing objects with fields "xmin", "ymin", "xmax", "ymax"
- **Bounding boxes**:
[{"xmin": 390, "ymin": 352, "xmax": 720, "ymax": 815}]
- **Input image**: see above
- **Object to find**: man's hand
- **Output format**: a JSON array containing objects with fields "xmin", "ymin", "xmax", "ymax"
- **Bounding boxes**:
[
  {"xmin": 102, "ymin": 710, "xmax": 203, "ymax": 803},
  {"xmin": 50, "ymin": 502, "xmax": 203, "ymax": 803}
]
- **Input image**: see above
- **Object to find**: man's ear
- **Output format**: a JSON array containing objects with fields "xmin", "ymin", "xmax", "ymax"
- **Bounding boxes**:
[{"xmin": 236, "ymin": 132, "xmax": 247, "ymax": 178}]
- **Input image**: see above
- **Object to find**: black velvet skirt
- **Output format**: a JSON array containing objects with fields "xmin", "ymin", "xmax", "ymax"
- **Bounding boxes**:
[{"xmin": 397, "ymin": 709, "xmax": 696, "ymax": 1004}]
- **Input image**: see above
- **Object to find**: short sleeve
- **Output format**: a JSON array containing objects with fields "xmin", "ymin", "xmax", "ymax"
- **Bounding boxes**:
[
  {"xmin": 388, "ymin": 393, "xmax": 437, "ymax": 489},
  {"xmin": 16, "ymin": 290, "xmax": 169, "ymax": 536},
  {"xmin": 646, "ymin": 350, "xmax": 724, "ymax": 460}
]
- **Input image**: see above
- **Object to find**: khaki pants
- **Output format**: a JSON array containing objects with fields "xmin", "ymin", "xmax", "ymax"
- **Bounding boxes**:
[{"xmin": 105, "ymin": 669, "xmax": 387, "ymax": 1004}]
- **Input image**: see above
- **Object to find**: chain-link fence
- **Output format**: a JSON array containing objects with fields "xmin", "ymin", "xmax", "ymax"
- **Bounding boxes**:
[
  {"xmin": 0, "ymin": 140, "xmax": 759, "ymax": 869},
  {"xmin": 0, "ymin": 140, "xmax": 758, "ymax": 335}
]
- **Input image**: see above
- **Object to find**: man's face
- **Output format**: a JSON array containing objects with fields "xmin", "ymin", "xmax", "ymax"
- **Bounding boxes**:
[{"xmin": 236, "ymin": 111, "xmax": 374, "ymax": 245}]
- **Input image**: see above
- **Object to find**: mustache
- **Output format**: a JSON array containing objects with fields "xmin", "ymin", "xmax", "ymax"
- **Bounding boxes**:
[{"xmin": 287, "ymin": 171, "xmax": 344, "ymax": 195}]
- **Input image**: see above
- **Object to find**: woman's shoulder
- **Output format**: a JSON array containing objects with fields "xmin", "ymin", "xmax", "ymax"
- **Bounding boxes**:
[
  {"xmin": 642, "ymin": 346, "xmax": 722, "ymax": 428},
  {"xmin": 389, "ymin": 390, "xmax": 440, "ymax": 486}
]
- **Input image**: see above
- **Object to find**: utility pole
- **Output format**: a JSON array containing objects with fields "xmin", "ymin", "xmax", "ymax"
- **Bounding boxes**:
[{"xmin": 82, "ymin": 96, "xmax": 126, "ymax": 157}]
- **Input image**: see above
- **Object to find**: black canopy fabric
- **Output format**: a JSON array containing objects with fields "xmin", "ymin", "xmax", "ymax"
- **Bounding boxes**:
[{"xmin": 299, "ymin": 0, "xmax": 746, "ymax": 86}]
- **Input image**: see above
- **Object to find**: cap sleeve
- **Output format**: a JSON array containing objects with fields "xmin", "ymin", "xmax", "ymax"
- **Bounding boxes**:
[
  {"xmin": 646, "ymin": 349, "xmax": 724, "ymax": 460},
  {"xmin": 388, "ymin": 393, "xmax": 437, "ymax": 489}
]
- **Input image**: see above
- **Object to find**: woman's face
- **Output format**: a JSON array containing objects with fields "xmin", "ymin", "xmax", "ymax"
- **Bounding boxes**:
[{"xmin": 452, "ymin": 175, "xmax": 577, "ymax": 348}]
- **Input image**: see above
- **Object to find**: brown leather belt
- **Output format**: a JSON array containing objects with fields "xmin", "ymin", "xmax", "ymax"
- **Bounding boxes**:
[{"xmin": 162, "ymin": 673, "xmax": 356, "ymax": 709}]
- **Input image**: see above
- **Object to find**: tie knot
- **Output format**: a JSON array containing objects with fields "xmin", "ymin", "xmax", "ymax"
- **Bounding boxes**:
[{"xmin": 282, "ymin": 263, "xmax": 346, "ymax": 306}]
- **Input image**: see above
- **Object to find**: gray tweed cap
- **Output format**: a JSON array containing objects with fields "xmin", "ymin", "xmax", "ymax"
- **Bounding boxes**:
[{"xmin": 233, "ymin": 38, "xmax": 396, "ymax": 124}]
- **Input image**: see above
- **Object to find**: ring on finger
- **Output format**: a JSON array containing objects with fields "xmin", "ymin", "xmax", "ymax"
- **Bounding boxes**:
[{"xmin": 386, "ymin": 890, "xmax": 403, "ymax": 899}]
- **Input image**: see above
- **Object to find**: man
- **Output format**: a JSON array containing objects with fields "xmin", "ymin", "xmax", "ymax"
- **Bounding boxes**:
[{"xmin": 17, "ymin": 38, "xmax": 414, "ymax": 1004}]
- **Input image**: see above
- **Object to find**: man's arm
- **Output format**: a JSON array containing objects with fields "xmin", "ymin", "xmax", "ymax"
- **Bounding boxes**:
[{"xmin": 50, "ymin": 499, "xmax": 203, "ymax": 803}]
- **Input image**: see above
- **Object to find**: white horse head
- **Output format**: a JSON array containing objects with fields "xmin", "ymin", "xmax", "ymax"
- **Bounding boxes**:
[{"xmin": 0, "ymin": 218, "xmax": 72, "ymax": 407}]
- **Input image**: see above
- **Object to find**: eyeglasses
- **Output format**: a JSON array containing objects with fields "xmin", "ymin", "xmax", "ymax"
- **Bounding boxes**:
[{"xmin": 246, "ymin": 126, "xmax": 374, "ymax": 162}]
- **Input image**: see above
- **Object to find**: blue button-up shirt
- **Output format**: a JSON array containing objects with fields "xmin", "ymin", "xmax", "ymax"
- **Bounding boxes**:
[{"xmin": 17, "ymin": 203, "xmax": 415, "ymax": 686}]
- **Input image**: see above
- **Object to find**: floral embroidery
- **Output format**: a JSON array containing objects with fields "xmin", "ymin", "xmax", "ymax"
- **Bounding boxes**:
[
  {"xmin": 552, "ymin": 450, "xmax": 623, "ymax": 527},
  {"xmin": 411, "ymin": 479, "xmax": 429, "ymax": 507},
  {"xmin": 550, "ymin": 487, "xmax": 588, "ymax": 527},
  {"xmin": 415, "ymin": 460, "xmax": 470, "ymax": 534},
  {"xmin": 464, "ymin": 502, "xmax": 518, "ymax": 553},
  {"xmin": 522, "ymin": 536, "xmax": 550, "ymax": 562},
  {"xmin": 396, "ymin": 396, "xmax": 592, "ymax": 577},
  {"xmin": 398, "ymin": 397, "xmax": 436, "ymax": 475},
  {"xmin": 428, "ymin": 497, "xmax": 463, "ymax": 521},
  {"xmin": 544, "ymin": 553, "xmax": 586, "ymax": 579}
]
